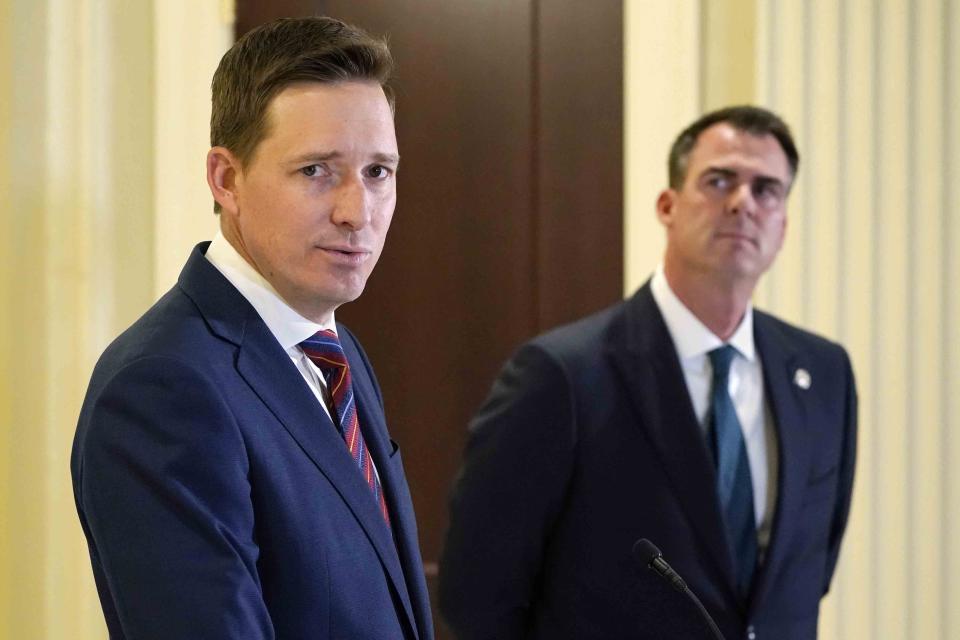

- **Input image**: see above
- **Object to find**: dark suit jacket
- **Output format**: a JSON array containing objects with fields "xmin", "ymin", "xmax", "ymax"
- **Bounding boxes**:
[
  {"xmin": 439, "ymin": 283, "xmax": 856, "ymax": 640},
  {"xmin": 72, "ymin": 243, "xmax": 433, "ymax": 640}
]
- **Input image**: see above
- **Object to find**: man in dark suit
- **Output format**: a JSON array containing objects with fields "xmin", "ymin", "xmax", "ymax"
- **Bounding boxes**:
[
  {"xmin": 439, "ymin": 106, "xmax": 856, "ymax": 639},
  {"xmin": 71, "ymin": 17, "xmax": 432, "ymax": 640}
]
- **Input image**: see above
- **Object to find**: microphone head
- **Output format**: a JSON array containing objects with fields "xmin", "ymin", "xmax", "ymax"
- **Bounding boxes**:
[{"xmin": 632, "ymin": 538, "xmax": 662, "ymax": 567}]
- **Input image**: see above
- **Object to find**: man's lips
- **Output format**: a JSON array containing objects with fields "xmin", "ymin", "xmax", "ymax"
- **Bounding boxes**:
[
  {"xmin": 715, "ymin": 231, "xmax": 757, "ymax": 246},
  {"xmin": 317, "ymin": 245, "xmax": 372, "ymax": 264}
]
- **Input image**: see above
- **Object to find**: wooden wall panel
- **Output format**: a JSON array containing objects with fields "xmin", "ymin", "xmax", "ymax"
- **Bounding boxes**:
[
  {"xmin": 537, "ymin": 1, "xmax": 623, "ymax": 326},
  {"xmin": 302, "ymin": 1, "xmax": 540, "ymax": 566}
]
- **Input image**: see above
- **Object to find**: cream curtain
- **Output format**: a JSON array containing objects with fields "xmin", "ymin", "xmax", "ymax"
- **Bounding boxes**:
[
  {"xmin": 0, "ymin": 1, "xmax": 229, "ymax": 637},
  {"xmin": 625, "ymin": 1, "xmax": 960, "ymax": 638}
]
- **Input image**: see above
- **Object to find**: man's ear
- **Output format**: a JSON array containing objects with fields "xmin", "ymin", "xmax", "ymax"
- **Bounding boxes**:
[
  {"xmin": 655, "ymin": 189, "xmax": 677, "ymax": 228},
  {"xmin": 207, "ymin": 147, "xmax": 242, "ymax": 214}
]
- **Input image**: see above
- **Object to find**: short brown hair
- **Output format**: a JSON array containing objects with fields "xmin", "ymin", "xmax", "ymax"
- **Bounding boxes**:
[
  {"xmin": 210, "ymin": 17, "xmax": 394, "ymax": 205},
  {"xmin": 667, "ymin": 105, "xmax": 799, "ymax": 189}
]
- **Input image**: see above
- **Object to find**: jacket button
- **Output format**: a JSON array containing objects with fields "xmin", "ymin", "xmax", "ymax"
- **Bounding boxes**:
[{"xmin": 746, "ymin": 624, "xmax": 756, "ymax": 640}]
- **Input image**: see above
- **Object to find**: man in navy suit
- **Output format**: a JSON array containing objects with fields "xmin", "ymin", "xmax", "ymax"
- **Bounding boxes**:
[
  {"xmin": 439, "ymin": 106, "xmax": 856, "ymax": 639},
  {"xmin": 72, "ymin": 17, "xmax": 432, "ymax": 640}
]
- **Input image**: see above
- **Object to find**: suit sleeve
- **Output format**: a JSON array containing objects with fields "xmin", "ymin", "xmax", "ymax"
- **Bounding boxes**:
[
  {"xmin": 75, "ymin": 356, "xmax": 274, "ymax": 639},
  {"xmin": 823, "ymin": 349, "xmax": 858, "ymax": 593},
  {"xmin": 439, "ymin": 343, "xmax": 577, "ymax": 640}
]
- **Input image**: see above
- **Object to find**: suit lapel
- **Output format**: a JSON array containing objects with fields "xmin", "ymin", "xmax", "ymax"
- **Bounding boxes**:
[
  {"xmin": 178, "ymin": 244, "xmax": 418, "ymax": 638},
  {"xmin": 341, "ymin": 331, "xmax": 426, "ymax": 640},
  {"xmin": 606, "ymin": 284, "xmax": 739, "ymax": 598},
  {"xmin": 748, "ymin": 314, "xmax": 812, "ymax": 615}
]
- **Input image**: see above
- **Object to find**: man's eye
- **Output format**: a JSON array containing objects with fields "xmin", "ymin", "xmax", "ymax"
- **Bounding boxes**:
[
  {"xmin": 707, "ymin": 176, "xmax": 730, "ymax": 189},
  {"xmin": 367, "ymin": 165, "xmax": 391, "ymax": 179},
  {"xmin": 755, "ymin": 183, "xmax": 783, "ymax": 204},
  {"xmin": 300, "ymin": 165, "xmax": 322, "ymax": 177}
]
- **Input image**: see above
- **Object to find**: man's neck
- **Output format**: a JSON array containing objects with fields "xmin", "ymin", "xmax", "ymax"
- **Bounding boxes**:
[{"xmin": 662, "ymin": 263, "xmax": 755, "ymax": 342}]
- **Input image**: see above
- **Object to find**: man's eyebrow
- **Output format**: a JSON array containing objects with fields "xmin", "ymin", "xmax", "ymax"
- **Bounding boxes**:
[
  {"xmin": 287, "ymin": 151, "xmax": 340, "ymax": 165},
  {"xmin": 753, "ymin": 174, "xmax": 788, "ymax": 191},
  {"xmin": 701, "ymin": 166, "xmax": 787, "ymax": 188},
  {"xmin": 700, "ymin": 166, "xmax": 738, "ymax": 178},
  {"xmin": 372, "ymin": 152, "xmax": 401, "ymax": 166},
  {"xmin": 285, "ymin": 151, "xmax": 400, "ymax": 166}
]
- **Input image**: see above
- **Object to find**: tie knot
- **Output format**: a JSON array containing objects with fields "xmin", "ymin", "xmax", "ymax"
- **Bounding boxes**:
[
  {"xmin": 300, "ymin": 329, "xmax": 348, "ymax": 376},
  {"xmin": 708, "ymin": 344, "xmax": 738, "ymax": 380}
]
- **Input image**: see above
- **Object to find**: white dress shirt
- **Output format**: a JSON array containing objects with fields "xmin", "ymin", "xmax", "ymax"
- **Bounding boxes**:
[
  {"xmin": 204, "ymin": 231, "xmax": 338, "ymax": 421},
  {"xmin": 650, "ymin": 266, "xmax": 779, "ymax": 555}
]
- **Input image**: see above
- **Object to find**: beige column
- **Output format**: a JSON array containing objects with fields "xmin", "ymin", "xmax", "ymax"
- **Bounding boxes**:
[
  {"xmin": 699, "ymin": 0, "xmax": 757, "ymax": 110},
  {"xmin": 623, "ymin": 0, "xmax": 701, "ymax": 293},
  {"xmin": 154, "ymin": 1, "xmax": 231, "ymax": 294}
]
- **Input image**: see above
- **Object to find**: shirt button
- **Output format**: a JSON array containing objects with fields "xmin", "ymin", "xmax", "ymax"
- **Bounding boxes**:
[{"xmin": 746, "ymin": 624, "xmax": 756, "ymax": 640}]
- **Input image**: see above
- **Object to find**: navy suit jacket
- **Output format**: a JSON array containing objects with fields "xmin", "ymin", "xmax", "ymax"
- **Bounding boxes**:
[
  {"xmin": 72, "ymin": 243, "xmax": 433, "ymax": 640},
  {"xmin": 440, "ymin": 283, "xmax": 856, "ymax": 640}
]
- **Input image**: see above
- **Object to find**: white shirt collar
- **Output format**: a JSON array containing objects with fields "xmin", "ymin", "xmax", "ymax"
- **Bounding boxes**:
[
  {"xmin": 650, "ymin": 264, "xmax": 756, "ymax": 362},
  {"xmin": 204, "ymin": 230, "xmax": 336, "ymax": 350}
]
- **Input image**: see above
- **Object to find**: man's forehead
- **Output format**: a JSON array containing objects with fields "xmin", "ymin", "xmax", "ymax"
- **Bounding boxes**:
[
  {"xmin": 689, "ymin": 123, "xmax": 790, "ymax": 177},
  {"xmin": 266, "ymin": 81, "xmax": 391, "ymax": 120},
  {"xmin": 256, "ymin": 81, "xmax": 397, "ymax": 155}
]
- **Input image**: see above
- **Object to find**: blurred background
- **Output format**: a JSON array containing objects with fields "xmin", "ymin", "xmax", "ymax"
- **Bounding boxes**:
[{"xmin": 1, "ymin": 0, "xmax": 958, "ymax": 638}]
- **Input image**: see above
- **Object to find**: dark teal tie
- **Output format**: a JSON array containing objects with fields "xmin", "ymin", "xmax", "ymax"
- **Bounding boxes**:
[{"xmin": 708, "ymin": 345, "xmax": 757, "ymax": 597}]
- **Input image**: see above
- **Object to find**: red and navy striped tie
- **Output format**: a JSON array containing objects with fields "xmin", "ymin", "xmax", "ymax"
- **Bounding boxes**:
[{"xmin": 301, "ymin": 329, "xmax": 390, "ymax": 526}]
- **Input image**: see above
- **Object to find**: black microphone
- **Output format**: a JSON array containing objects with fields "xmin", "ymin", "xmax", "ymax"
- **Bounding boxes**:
[{"xmin": 633, "ymin": 539, "xmax": 726, "ymax": 640}]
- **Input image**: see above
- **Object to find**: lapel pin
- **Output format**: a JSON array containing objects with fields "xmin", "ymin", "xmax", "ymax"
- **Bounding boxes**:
[{"xmin": 793, "ymin": 368, "xmax": 811, "ymax": 390}]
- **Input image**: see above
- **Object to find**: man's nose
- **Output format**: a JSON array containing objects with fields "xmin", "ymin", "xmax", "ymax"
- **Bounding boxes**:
[
  {"xmin": 331, "ymin": 177, "xmax": 371, "ymax": 230},
  {"xmin": 726, "ymin": 183, "xmax": 756, "ymax": 217}
]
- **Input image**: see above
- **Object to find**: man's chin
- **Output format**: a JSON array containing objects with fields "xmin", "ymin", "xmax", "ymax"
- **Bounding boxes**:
[
  {"xmin": 711, "ymin": 257, "xmax": 767, "ymax": 283},
  {"xmin": 316, "ymin": 282, "xmax": 367, "ymax": 309}
]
